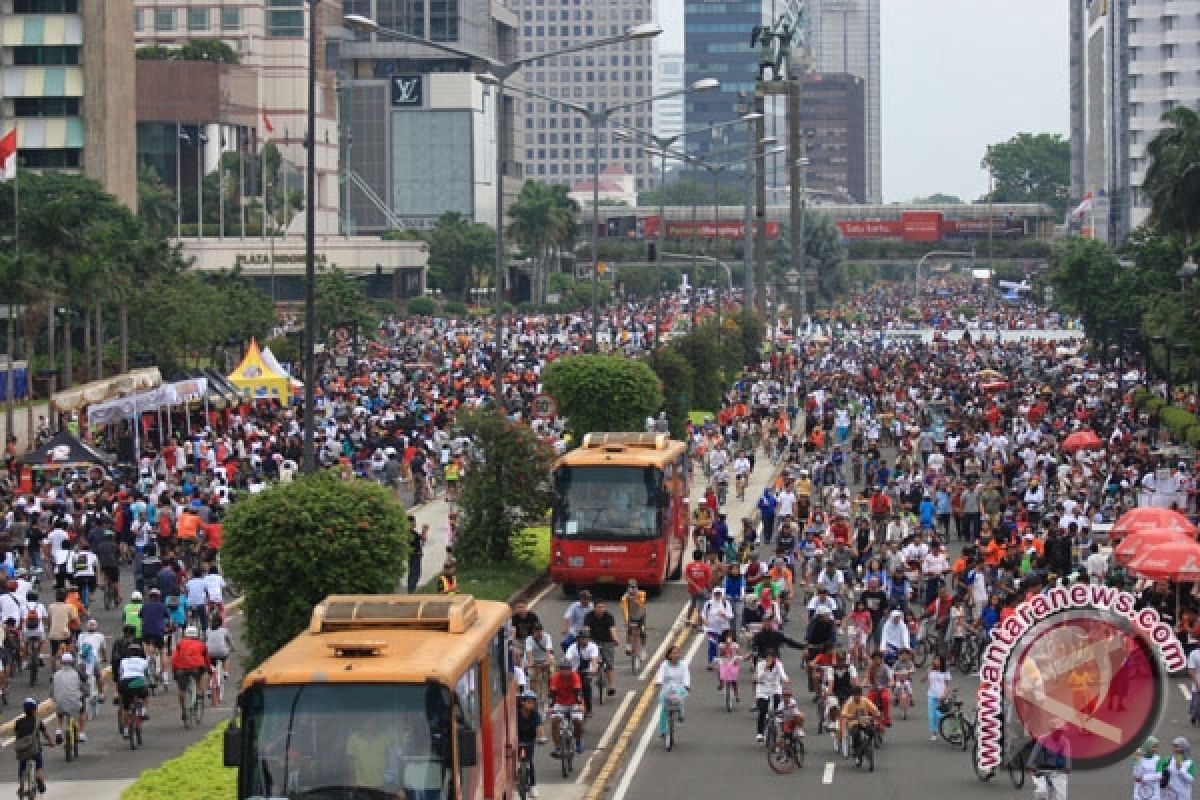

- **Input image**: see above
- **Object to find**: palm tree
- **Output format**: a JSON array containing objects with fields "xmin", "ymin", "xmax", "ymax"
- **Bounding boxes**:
[
  {"xmin": 506, "ymin": 181, "xmax": 579, "ymax": 306},
  {"xmin": 1143, "ymin": 107, "xmax": 1200, "ymax": 242}
]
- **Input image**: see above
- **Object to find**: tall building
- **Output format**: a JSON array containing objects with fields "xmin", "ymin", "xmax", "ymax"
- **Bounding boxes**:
[
  {"xmin": 340, "ymin": 0, "xmax": 520, "ymax": 232},
  {"xmin": 0, "ymin": 0, "xmax": 136, "ymax": 209},
  {"xmin": 514, "ymin": 0, "xmax": 657, "ymax": 189},
  {"xmin": 805, "ymin": 0, "xmax": 880, "ymax": 202},
  {"xmin": 1069, "ymin": 0, "xmax": 1198, "ymax": 244},
  {"xmin": 134, "ymin": 0, "xmax": 343, "ymax": 234},
  {"xmin": 654, "ymin": 49, "xmax": 684, "ymax": 138},
  {"xmin": 683, "ymin": 0, "xmax": 763, "ymax": 159},
  {"xmin": 799, "ymin": 72, "xmax": 864, "ymax": 202}
]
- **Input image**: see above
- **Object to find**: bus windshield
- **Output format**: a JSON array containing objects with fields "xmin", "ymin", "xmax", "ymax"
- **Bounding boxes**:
[
  {"xmin": 553, "ymin": 465, "xmax": 661, "ymax": 539},
  {"xmin": 241, "ymin": 683, "xmax": 453, "ymax": 800}
]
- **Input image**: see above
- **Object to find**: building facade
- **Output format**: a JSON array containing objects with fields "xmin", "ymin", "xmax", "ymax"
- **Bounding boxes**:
[
  {"xmin": 804, "ymin": 0, "xmax": 879, "ymax": 203},
  {"xmin": 339, "ymin": 0, "xmax": 520, "ymax": 232},
  {"xmin": 683, "ymin": 0, "xmax": 763, "ymax": 160},
  {"xmin": 653, "ymin": 48, "xmax": 684, "ymax": 138},
  {"xmin": 798, "ymin": 71, "xmax": 864, "ymax": 203},
  {"xmin": 513, "ymin": 0, "xmax": 658, "ymax": 189},
  {"xmin": 1069, "ymin": 0, "xmax": 1200, "ymax": 244},
  {"xmin": 133, "ymin": 0, "xmax": 343, "ymax": 234},
  {"xmin": 0, "ymin": 0, "xmax": 136, "ymax": 208}
]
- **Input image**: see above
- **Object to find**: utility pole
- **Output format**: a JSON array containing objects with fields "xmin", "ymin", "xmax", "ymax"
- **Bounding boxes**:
[
  {"xmin": 753, "ymin": 89, "xmax": 768, "ymax": 312},
  {"xmin": 788, "ymin": 77, "xmax": 804, "ymax": 323}
]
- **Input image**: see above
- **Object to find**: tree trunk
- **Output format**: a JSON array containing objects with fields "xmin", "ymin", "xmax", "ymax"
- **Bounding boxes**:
[
  {"xmin": 82, "ymin": 305, "xmax": 92, "ymax": 383},
  {"xmin": 62, "ymin": 313, "xmax": 73, "ymax": 390},
  {"xmin": 24, "ymin": 321, "xmax": 33, "ymax": 451},
  {"xmin": 94, "ymin": 295, "xmax": 103, "ymax": 381},
  {"xmin": 119, "ymin": 297, "xmax": 129, "ymax": 374}
]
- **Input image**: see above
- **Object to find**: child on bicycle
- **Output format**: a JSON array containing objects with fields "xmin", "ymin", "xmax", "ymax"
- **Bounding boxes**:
[
  {"xmin": 715, "ymin": 629, "xmax": 741, "ymax": 702},
  {"xmin": 13, "ymin": 697, "xmax": 54, "ymax": 795},
  {"xmin": 620, "ymin": 581, "xmax": 647, "ymax": 656},
  {"xmin": 893, "ymin": 648, "xmax": 915, "ymax": 711}
]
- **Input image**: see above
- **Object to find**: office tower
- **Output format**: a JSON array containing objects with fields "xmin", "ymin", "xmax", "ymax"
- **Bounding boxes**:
[
  {"xmin": 683, "ymin": 0, "xmax": 763, "ymax": 159},
  {"xmin": 654, "ymin": 49, "xmax": 685, "ymax": 138}
]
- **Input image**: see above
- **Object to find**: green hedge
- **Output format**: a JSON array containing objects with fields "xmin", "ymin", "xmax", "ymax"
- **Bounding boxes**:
[
  {"xmin": 123, "ymin": 723, "xmax": 235, "ymax": 800},
  {"xmin": 1133, "ymin": 388, "xmax": 1200, "ymax": 446}
]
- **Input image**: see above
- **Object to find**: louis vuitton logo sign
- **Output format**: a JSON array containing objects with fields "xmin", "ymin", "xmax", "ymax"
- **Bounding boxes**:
[{"xmin": 391, "ymin": 75, "xmax": 423, "ymax": 106}]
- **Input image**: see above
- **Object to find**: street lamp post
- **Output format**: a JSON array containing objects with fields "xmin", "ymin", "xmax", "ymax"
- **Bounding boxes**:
[
  {"xmin": 345, "ymin": 14, "xmax": 663, "ymax": 401},
  {"xmin": 301, "ymin": 0, "xmax": 321, "ymax": 474}
]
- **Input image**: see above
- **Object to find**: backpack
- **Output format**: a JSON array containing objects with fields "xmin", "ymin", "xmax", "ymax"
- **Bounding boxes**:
[{"xmin": 24, "ymin": 608, "xmax": 39, "ymax": 631}]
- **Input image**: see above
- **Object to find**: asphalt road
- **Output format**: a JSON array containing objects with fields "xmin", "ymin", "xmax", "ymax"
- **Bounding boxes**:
[{"xmin": 0, "ymin": 561, "xmax": 243, "ymax": 786}]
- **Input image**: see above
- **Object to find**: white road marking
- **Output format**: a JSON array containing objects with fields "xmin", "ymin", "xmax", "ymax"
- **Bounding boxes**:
[
  {"xmin": 822, "ymin": 762, "xmax": 836, "ymax": 784},
  {"xmin": 526, "ymin": 581, "xmax": 556, "ymax": 610},
  {"xmin": 639, "ymin": 603, "xmax": 690, "ymax": 682},
  {"xmin": 611, "ymin": 633, "xmax": 704, "ymax": 800},
  {"xmin": 577, "ymin": 690, "xmax": 636, "ymax": 783}
]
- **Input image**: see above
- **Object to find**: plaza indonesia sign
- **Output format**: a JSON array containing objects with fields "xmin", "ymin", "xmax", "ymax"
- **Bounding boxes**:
[{"xmin": 975, "ymin": 584, "xmax": 1184, "ymax": 773}]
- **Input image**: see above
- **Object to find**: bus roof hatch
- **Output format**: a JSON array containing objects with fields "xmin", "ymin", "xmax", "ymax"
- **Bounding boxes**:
[
  {"xmin": 580, "ymin": 432, "xmax": 669, "ymax": 451},
  {"xmin": 310, "ymin": 595, "xmax": 479, "ymax": 635}
]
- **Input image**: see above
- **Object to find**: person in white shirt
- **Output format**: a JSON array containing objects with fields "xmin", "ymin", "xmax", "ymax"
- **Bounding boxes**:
[
  {"xmin": 655, "ymin": 644, "xmax": 691, "ymax": 735},
  {"xmin": 76, "ymin": 619, "xmax": 107, "ymax": 702},
  {"xmin": 701, "ymin": 589, "xmax": 734, "ymax": 667},
  {"xmin": 754, "ymin": 651, "xmax": 790, "ymax": 742},
  {"xmin": 563, "ymin": 632, "xmax": 600, "ymax": 715},
  {"xmin": 1085, "ymin": 544, "xmax": 1109, "ymax": 583}
]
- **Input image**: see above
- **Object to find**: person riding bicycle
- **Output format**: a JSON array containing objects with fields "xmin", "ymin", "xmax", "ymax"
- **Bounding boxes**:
[
  {"xmin": 839, "ymin": 685, "xmax": 880, "ymax": 766},
  {"xmin": 516, "ymin": 691, "xmax": 546, "ymax": 797},
  {"xmin": 13, "ymin": 697, "xmax": 53, "ymax": 795},
  {"xmin": 655, "ymin": 644, "xmax": 691, "ymax": 738},
  {"xmin": 620, "ymin": 580, "xmax": 647, "ymax": 656},
  {"xmin": 824, "ymin": 652, "xmax": 858, "ymax": 735},
  {"xmin": 122, "ymin": 591, "xmax": 144, "ymax": 640},
  {"xmin": 170, "ymin": 626, "xmax": 211, "ymax": 724},
  {"xmin": 77, "ymin": 619, "xmax": 107, "ymax": 705},
  {"xmin": 564, "ymin": 629, "xmax": 600, "ymax": 717},
  {"xmin": 96, "ymin": 529, "xmax": 120, "ymax": 605},
  {"xmin": 51, "ymin": 652, "xmax": 88, "ymax": 745},
  {"xmin": 1028, "ymin": 726, "xmax": 1072, "ymax": 800},
  {"xmin": 754, "ymin": 649, "xmax": 789, "ymax": 742},
  {"xmin": 547, "ymin": 661, "xmax": 585, "ymax": 757},
  {"xmin": 779, "ymin": 687, "xmax": 805, "ymax": 740},
  {"xmin": 139, "ymin": 588, "xmax": 170, "ymax": 689},
  {"xmin": 115, "ymin": 636, "xmax": 150, "ymax": 739},
  {"xmin": 865, "ymin": 651, "xmax": 894, "ymax": 727}
]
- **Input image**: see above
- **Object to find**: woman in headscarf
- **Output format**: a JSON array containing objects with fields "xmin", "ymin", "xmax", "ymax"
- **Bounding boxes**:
[
  {"xmin": 1166, "ymin": 737, "xmax": 1195, "ymax": 800},
  {"xmin": 879, "ymin": 609, "xmax": 911, "ymax": 660},
  {"xmin": 1133, "ymin": 737, "xmax": 1167, "ymax": 800}
]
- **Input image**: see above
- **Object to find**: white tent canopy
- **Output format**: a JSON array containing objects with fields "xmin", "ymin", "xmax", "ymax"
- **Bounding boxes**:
[{"xmin": 87, "ymin": 377, "xmax": 208, "ymax": 426}]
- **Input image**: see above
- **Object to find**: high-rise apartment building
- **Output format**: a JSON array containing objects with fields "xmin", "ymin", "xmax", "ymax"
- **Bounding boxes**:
[
  {"xmin": 654, "ymin": 49, "xmax": 684, "ymax": 138},
  {"xmin": 0, "ymin": 0, "xmax": 136, "ymax": 209},
  {"xmin": 514, "ymin": 0, "xmax": 658, "ymax": 189},
  {"xmin": 134, "ymin": 0, "xmax": 343, "ymax": 233},
  {"xmin": 805, "ymin": 0, "xmax": 879, "ymax": 202},
  {"xmin": 1069, "ymin": 0, "xmax": 1198, "ymax": 244}
]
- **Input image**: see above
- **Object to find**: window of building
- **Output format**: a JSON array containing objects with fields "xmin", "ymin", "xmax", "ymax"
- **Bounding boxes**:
[
  {"xmin": 1163, "ymin": 43, "xmax": 1176, "ymax": 58},
  {"xmin": 430, "ymin": 0, "xmax": 458, "ymax": 40},
  {"xmin": 155, "ymin": 9, "xmax": 177, "ymax": 32},
  {"xmin": 1164, "ymin": 15, "xmax": 1176, "ymax": 31},
  {"xmin": 14, "ymin": 0, "xmax": 77, "ymax": 11},
  {"xmin": 268, "ymin": 0, "xmax": 305, "ymax": 37},
  {"xmin": 188, "ymin": 8, "xmax": 210, "ymax": 31},
  {"xmin": 221, "ymin": 8, "xmax": 243, "ymax": 31},
  {"xmin": 13, "ymin": 97, "xmax": 79, "ymax": 117},
  {"xmin": 1164, "ymin": 71, "xmax": 1176, "ymax": 87},
  {"xmin": 12, "ymin": 46, "xmax": 80, "ymax": 66},
  {"xmin": 134, "ymin": 9, "xmax": 143, "ymax": 32},
  {"xmin": 18, "ymin": 149, "xmax": 80, "ymax": 168}
]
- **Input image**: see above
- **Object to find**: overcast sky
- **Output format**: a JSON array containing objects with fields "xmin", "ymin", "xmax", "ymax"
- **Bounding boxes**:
[{"xmin": 880, "ymin": 0, "xmax": 1068, "ymax": 203}]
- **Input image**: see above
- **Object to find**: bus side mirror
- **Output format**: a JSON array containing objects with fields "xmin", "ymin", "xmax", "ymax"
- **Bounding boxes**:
[
  {"xmin": 223, "ymin": 721, "xmax": 243, "ymax": 767},
  {"xmin": 457, "ymin": 727, "xmax": 479, "ymax": 767}
]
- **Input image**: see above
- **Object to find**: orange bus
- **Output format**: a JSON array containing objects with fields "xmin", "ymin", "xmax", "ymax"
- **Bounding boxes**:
[
  {"xmin": 550, "ymin": 432, "xmax": 691, "ymax": 592},
  {"xmin": 223, "ymin": 595, "xmax": 516, "ymax": 800}
]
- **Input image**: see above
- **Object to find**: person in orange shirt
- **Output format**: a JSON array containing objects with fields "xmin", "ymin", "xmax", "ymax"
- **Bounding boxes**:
[
  {"xmin": 175, "ymin": 508, "xmax": 202, "ymax": 563},
  {"xmin": 983, "ymin": 537, "xmax": 1006, "ymax": 568}
]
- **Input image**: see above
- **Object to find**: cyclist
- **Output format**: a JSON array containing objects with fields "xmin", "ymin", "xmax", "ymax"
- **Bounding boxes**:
[
  {"xmin": 122, "ymin": 591, "xmax": 145, "ymax": 640},
  {"xmin": 563, "ymin": 629, "xmax": 599, "ymax": 717},
  {"xmin": 620, "ymin": 580, "xmax": 647, "ymax": 656},
  {"xmin": 654, "ymin": 643, "xmax": 691, "ymax": 738},
  {"xmin": 823, "ymin": 652, "xmax": 858, "ymax": 737},
  {"xmin": 1027, "ymin": 726, "xmax": 1072, "ymax": 800},
  {"xmin": 115, "ymin": 634, "xmax": 150, "ymax": 738},
  {"xmin": 77, "ymin": 619, "xmax": 107, "ymax": 705},
  {"xmin": 582, "ymin": 599, "xmax": 619, "ymax": 697},
  {"xmin": 523, "ymin": 622, "xmax": 554, "ymax": 700},
  {"xmin": 865, "ymin": 651, "xmax": 893, "ymax": 727},
  {"xmin": 184, "ymin": 567, "xmax": 211, "ymax": 633},
  {"xmin": 13, "ymin": 697, "xmax": 53, "ymax": 795},
  {"xmin": 96, "ymin": 530, "xmax": 120, "ymax": 605},
  {"xmin": 754, "ymin": 649, "xmax": 789, "ymax": 743},
  {"xmin": 140, "ymin": 588, "xmax": 171, "ymax": 689},
  {"xmin": 51, "ymin": 652, "xmax": 88, "ymax": 744},
  {"xmin": 67, "ymin": 540, "xmax": 98, "ymax": 609},
  {"xmin": 547, "ymin": 660, "xmax": 585, "ymax": 757},
  {"xmin": 839, "ymin": 685, "xmax": 881, "ymax": 766},
  {"xmin": 515, "ymin": 691, "xmax": 546, "ymax": 798},
  {"xmin": 170, "ymin": 626, "xmax": 211, "ymax": 724},
  {"xmin": 205, "ymin": 615, "xmax": 235, "ymax": 706},
  {"xmin": 22, "ymin": 590, "xmax": 47, "ymax": 673}
]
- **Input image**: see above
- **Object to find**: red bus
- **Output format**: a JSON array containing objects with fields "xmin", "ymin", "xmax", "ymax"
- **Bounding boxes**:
[{"xmin": 550, "ymin": 433, "xmax": 691, "ymax": 592}]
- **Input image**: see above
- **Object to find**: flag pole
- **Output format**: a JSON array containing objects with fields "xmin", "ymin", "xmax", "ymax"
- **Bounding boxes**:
[{"xmin": 5, "ymin": 168, "xmax": 17, "ymax": 447}]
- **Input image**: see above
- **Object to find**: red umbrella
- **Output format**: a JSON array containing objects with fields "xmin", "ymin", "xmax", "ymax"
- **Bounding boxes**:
[
  {"xmin": 1061, "ymin": 429, "xmax": 1104, "ymax": 452},
  {"xmin": 1111, "ymin": 507, "xmax": 1198, "ymax": 540},
  {"xmin": 1126, "ymin": 538, "xmax": 1200, "ymax": 581},
  {"xmin": 1113, "ymin": 529, "xmax": 1196, "ymax": 566},
  {"xmin": 980, "ymin": 380, "xmax": 1009, "ymax": 392}
]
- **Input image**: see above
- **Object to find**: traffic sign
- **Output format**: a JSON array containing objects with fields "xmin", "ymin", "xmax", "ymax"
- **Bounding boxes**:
[
  {"xmin": 532, "ymin": 393, "xmax": 558, "ymax": 419},
  {"xmin": 784, "ymin": 268, "xmax": 801, "ymax": 284}
]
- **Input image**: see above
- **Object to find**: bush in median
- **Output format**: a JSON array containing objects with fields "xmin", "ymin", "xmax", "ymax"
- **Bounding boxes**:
[{"xmin": 122, "ymin": 723, "xmax": 235, "ymax": 800}]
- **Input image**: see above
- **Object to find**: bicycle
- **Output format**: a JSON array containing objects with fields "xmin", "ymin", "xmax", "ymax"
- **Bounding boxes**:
[
  {"xmin": 662, "ymin": 686, "xmax": 684, "ymax": 752},
  {"xmin": 593, "ymin": 656, "xmax": 609, "ymax": 706},
  {"xmin": 127, "ymin": 694, "xmax": 145, "ymax": 750},
  {"xmin": 893, "ymin": 677, "xmax": 914, "ymax": 720},
  {"xmin": 938, "ymin": 690, "xmax": 974, "ymax": 751},
  {"xmin": 627, "ymin": 621, "xmax": 646, "ymax": 675},
  {"xmin": 182, "ymin": 670, "xmax": 206, "ymax": 729},
  {"xmin": 27, "ymin": 642, "xmax": 39, "ymax": 687},
  {"xmin": 61, "ymin": 710, "xmax": 80, "ymax": 762},
  {"xmin": 103, "ymin": 577, "xmax": 119, "ymax": 611},
  {"xmin": 87, "ymin": 670, "xmax": 100, "ymax": 721},
  {"xmin": 16, "ymin": 756, "xmax": 39, "ymax": 800},
  {"xmin": 516, "ymin": 743, "xmax": 535, "ymax": 800},
  {"xmin": 849, "ymin": 714, "xmax": 876, "ymax": 772},
  {"xmin": 554, "ymin": 711, "xmax": 575, "ymax": 778},
  {"xmin": 955, "ymin": 630, "xmax": 982, "ymax": 675},
  {"xmin": 146, "ymin": 650, "xmax": 160, "ymax": 695},
  {"xmin": 765, "ymin": 710, "xmax": 805, "ymax": 773},
  {"xmin": 527, "ymin": 663, "xmax": 550, "ymax": 708}
]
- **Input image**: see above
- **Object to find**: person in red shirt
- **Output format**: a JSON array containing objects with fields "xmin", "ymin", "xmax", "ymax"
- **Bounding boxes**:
[
  {"xmin": 547, "ymin": 661, "xmax": 584, "ymax": 756},
  {"xmin": 170, "ymin": 626, "xmax": 211, "ymax": 724},
  {"xmin": 684, "ymin": 551, "xmax": 713, "ymax": 630}
]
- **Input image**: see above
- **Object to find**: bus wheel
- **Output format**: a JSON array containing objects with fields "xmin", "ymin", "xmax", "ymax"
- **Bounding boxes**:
[{"xmin": 648, "ymin": 584, "xmax": 663, "ymax": 599}]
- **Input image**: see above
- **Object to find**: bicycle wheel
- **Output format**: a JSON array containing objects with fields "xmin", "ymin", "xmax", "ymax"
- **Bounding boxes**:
[
  {"xmin": 767, "ymin": 739, "xmax": 797, "ymax": 774},
  {"xmin": 129, "ymin": 716, "xmax": 138, "ymax": 750},
  {"xmin": 958, "ymin": 641, "xmax": 979, "ymax": 675},
  {"xmin": 725, "ymin": 682, "xmax": 734, "ymax": 713},
  {"xmin": 596, "ymin": 672, "xmax": 606, "ymax": 705},
  {"xmin": 665, "ymin": 710, "xmax": 675, "ymax": 752},
  {"xmin": 1008, "ymin": 750, "xmax": 1026, "ymax": 789},
  {"xmin": 517, "ymin": 762, "xmax": 531, "ymax": 800},
  {"xmin": 560, "ymin": 737, "xmax": 570, "ymax": 779},
  {"xmin": 939, "ymin": 713, "xmax": 965, "ymax": 747},
  {"xmin": 64, "ymin": 721, "xmax": 74, "ymax": 763},
  {"xmin": 865, "ymin": 737, "xmax": 875, "ymax": 772},
  {"xmin": 183, "ymin": 680, "xmax": 195, "ymax": 729},
  {"xmin": 29, "ymin": 654, "xmax": 37, "ymax": 687},
  {"xmin": 765, "ymin": 720, "xmax": 777, "ymax": 752},
  {"xmin": 196, "ymin": 678, "xmax": 206, "ymax": 723}
]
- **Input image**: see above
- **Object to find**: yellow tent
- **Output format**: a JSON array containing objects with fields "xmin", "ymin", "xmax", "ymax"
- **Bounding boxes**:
[{"xmin": 228, "ymin": 339, "xmax": 291, "ymax": 401}]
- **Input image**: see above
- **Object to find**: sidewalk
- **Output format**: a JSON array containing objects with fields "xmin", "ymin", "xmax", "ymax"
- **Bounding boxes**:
[
  {"xmin": 0, "ymin": 780, "xmax": 132, "ymax": 799},
  {"xmin": 404, "ymin": 492, "xmax": 458, "ymax": 592}
]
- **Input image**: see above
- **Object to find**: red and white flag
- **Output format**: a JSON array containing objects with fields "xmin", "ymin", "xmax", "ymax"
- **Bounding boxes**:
[
  {"xmin": 261, "ymin": 110, "xmax": 275, "ymax": 136},
  {"xmin": 1072, "ymin": 192, "xmax": 1094, "ymax": 219},
  {"xmin": 0, "ymin": 129, "xmax": 16, "ymax": 181}
]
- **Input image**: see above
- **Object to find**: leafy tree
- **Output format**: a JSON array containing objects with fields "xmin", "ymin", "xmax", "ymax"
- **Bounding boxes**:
[
  {"xmin": 382, "ymin": 229, "xmax": 428, "ymax": 242},
  {"xmin": 981, "ymin": 133, "xmax": 1070, "ymax": 217},
  {"xmin": 1143, "ymin": 107, "xmax": 1200, "ymax": 242},
  {"xmin": 644, "ymin": 348, "xmax": 693, "ymax": 438},
  {"xmin": 730, "ymin": 309, "xmax": 766, "ymax": 366},
  {"xmin": 426, "ymin": 212, "xmax": 495, "ymax": 300},
  {"xmin": 221, "ymin": 472, "xmax": 410, "ymax": 667},
  {"xmin": 134, "ymin": 45, "xmax": 173, "ymax": 60},
  {"xmin": 137, "ymin": 166, "xmax": 178, "ymax": 237},
  {"xmin": 541, "ymin": 354, "xmax": 663, "ymax": 438},
  {"xmin": 912, "ymin": 193, "xmax": 963, "ymax": 204},
  {"xmin": 455, "ymin": 408, "xmax": 555, "ymax": 565},
  {"xmin": 771, "ymin": 211, "xmax": 847, "ymax": 308},
  {"xmin": 507, "ymin": 181, "xmax": 578, "ymax": 306},
  {"xmin": 638, "ymin": 174, "xmax": 747, "ymax": 207},
  {"xmin": 405, "ymin": 296, "xmax": 437, "ymax": 317},
  {"xmin": 669, "ymin": 321, "xmax": 725, "ymax": 411},
  {"xmin": 178, "ymin": 39, "xmax": 240, "ymax": 64},
  {"xmin": 315, "ymin": 267, "xmax": 375, "ymax": 341}
]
